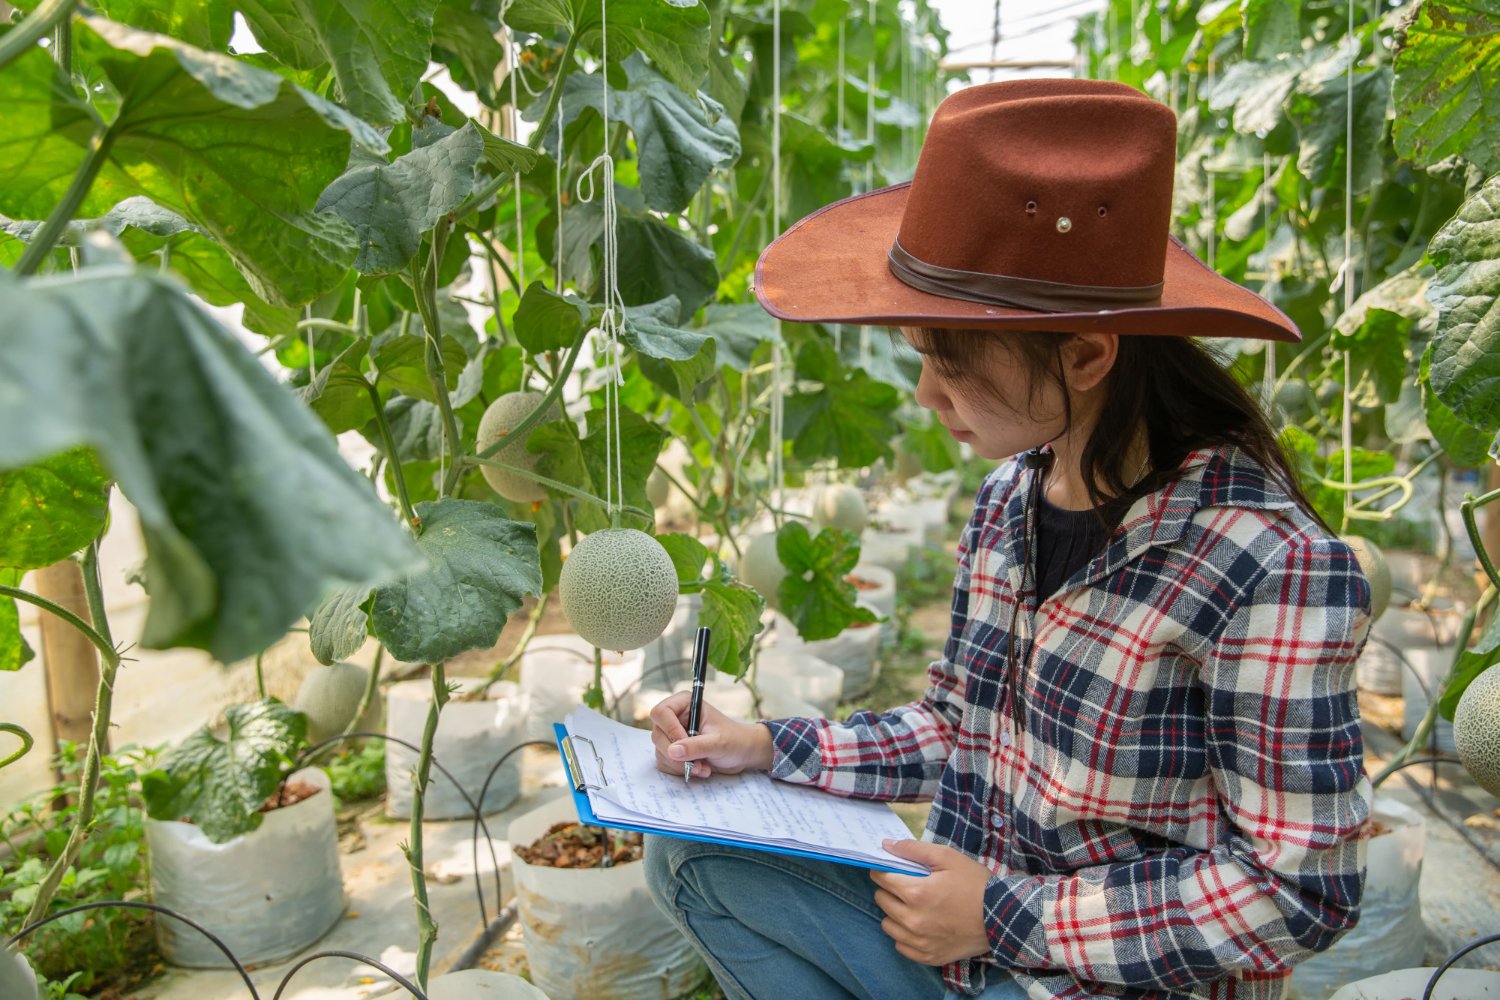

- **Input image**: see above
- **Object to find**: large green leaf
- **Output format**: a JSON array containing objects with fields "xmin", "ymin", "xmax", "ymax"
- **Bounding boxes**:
[
  {"xmin": 568, "ymin": 55, "xmax": 739, "ymax": 212},
  {"xmin": 141, "ymin": 699, "xmax": 307, "ymax": 844},
  {"xmin": 0, "ymin": 270, "xmax": 418, "ymax": 663},
  {"xmin": 513, "ymin": 280, "xmax": 592, "ymax": 355},
  {"xmin": 236, "ymin": 0, "xmax": 441, "ymax": 124},
  {"xmin": 774, "ymin": 522, "xmax": 877, "ymax": 642},
  {"xmin": 614, "ymin": 211, "xmax": 720, "ymax": 316},
  {"xmin": 1331, "ymin": 307, "xmax": 1409, "ymax": 406},
  {"xmin": 1427, "ymin": 173, "xmax": 1500, "ymax": 433},
  {"xmin": 308, "ymin": 583, "xmax": 372, "ymax": 666},
  {"xmin": 0, "ymin": 449, "xmax": 111, "ymax": 571},
  {"xmin": 370, "ymin": 498, "xmax": 542, "ymax": 663},
  {"xmin": 697, "ymin": 303, "xmax": 778, "ymax": 371},
  {"xmin": 39, "ymin": 0, "xmax": 236, "ymax": 49},
  {"xmin": 1241, "ymin": 0, "xmax": 1300, "ymax": 61},
  {"xmin": 300, "ymin": 340, "xmax": 375, "ymax": 435},
  {"xmin": 1393, "ymin": 0, "xmax": 1500, "ymax": 175},
  {"xmin": 1207, "ymin": 47, "xmax": 1318, "ymax": 136},
  {"xmin": 656, "ymin": 532, "xmax": 763, "ymax": 677},
  {"xmin": 784, "ymin": 338, "xmax": 901, "ymax": 469},
  {"xmin": 506, "ymin": 0, "xmax": 712, "ymax": 95},
  {"xmin": 317, "ymin": 122, "xmax": 486, "ymax": 275},
  {"xmin": 624, "ymin": 297, "xmax": 716, "ymax": 399},
  {"xmin": 0, "ymin": 22, "xmax": 379, "ymax": 307},
  {"xmin": 432, "ymin": 0, "xmax": 507, "ymax": 105},
  {"xmin": 0, "ymin": 568, "xmax": 36, "ymax": 673},
  {"xmin": 531, "ymin": 405, "xmax": 668, "ymax": 532},
  {"xmin": 372, "ymin": 334, "xmax": 468, "ymax": 404},
  {"xmin": 1286, "ymin": 52, "xmax": 1392, "ymax": 195}
]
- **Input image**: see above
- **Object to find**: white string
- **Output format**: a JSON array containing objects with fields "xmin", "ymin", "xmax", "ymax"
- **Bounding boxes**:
[
  {"xmin": 575, "ymin": 0, "xmax": 625, "ymax": 519},
  {"xmin": 859, "ymin": 0, "xmax": 875, "ymax": 369},
  {"xmin": 769, "ymin": 0, "xmax": 785, "ymax": 513},
  {"xmin": 555, "ymin": 99, "xmax": 564, "ymax": 284},
  {"xmin": 504, "ymin": 10, "xmax": 526, "ymax": 290},
  {"xmin": 835, "ymin": 17, "xmax": 846, "ymax": 356},
  {"xmin": 1261, "ymin": 145, "xmax": 1275, "ymax": 406}
]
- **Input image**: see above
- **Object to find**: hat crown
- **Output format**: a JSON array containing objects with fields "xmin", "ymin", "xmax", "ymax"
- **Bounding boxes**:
[{"xmin": 896, "ymin": 79, "xmax": 1178, "ymax": 292}]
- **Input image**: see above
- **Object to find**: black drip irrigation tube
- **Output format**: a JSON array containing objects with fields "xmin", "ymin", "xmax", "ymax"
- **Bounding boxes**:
[
  {"xmin": 1422, "ymin": 931, "xmax": 1500, "ymax": 1000},
  {"xmin": 272, "ymin": 949, "xmax": 429, "ymax": 1000}
]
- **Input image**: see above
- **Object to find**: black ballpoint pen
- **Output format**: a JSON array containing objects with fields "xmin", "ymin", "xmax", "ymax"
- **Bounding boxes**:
[{"xmin": 684, "ymin": 625, "xmax": 711, "ymax": 785}]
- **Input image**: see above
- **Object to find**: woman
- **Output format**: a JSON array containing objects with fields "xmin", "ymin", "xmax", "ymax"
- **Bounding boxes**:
[{"xmin": 645, "ymin": 78, "xmax": 1372, "ymax": 1000}]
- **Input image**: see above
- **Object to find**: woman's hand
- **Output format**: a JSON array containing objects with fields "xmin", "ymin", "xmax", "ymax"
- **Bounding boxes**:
[
  {"xmin": 871, "ymin": 839, "xmax": 992, "ymax": 966},
  {"xmin": 649, "ymin": 691, "xmax": 775, "ymax": 779}
]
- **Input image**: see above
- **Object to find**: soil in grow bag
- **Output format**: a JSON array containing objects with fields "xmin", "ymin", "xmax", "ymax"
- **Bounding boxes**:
[
  {"xmin": 515, "ymin": 822, "xmax": 644, "ymax": 868},
  {"xmin": 846, "ymin": 575, "xmax": 883, "ymax": 591},
  {"xmin": 175, "ymin": 779, "xmax": 320, "ymax": 826}
]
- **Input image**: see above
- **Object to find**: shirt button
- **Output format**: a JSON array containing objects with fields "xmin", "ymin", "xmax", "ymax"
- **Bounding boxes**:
[{"xmin": 991, "ymin": 810, "xmax": 1005, "ymax": 830}]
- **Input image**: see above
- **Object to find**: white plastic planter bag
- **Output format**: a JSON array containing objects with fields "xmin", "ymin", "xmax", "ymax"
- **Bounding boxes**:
[
  {"xmin": 1288, "ymin": 797, "xmax": 1426, "ymax": 1000},
  {"xmin": 1327, "ymin": 968, "xmax": 1500, "ymax": 1000},
  {"xmin": 860, "ymin": 527, "xmax": 917, "ymax": 575},
  {"xmin": 509, "ymin": 795, "xmax": 704, "ymax": 1000},
  {"xmin": 519, "ymin": 634, "xmax": 644, "ymax": 741},
  {"xmin": 1401, "ymin": 647, "xmax": 1457, "ymax": 754},
  {"xmin": 146, "ymin": 767, "xmax": 344, "ymax": 968},
  {"xmin": 883, "ymin": 497, "xmax": 948, "ymax": 546},
  {"xmin": 850, "ymin": 563, "xmax": 897, "ymax": 643},
  {"xmin": 770, "ymin": 610, "xmax": 881, "ymax": 700},
  {"xmin": 386, "ymin": 679, "xmax": 526, "ymax": 819},
  {"xmin": 754, "ymin": 649, "xmax": 845, "ymax": 718}
]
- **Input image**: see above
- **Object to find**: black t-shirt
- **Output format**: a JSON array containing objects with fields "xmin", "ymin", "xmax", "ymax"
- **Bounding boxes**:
[{"xmin": 1034, "ymin": 489, "xmax": 1133, "ymax": 602}]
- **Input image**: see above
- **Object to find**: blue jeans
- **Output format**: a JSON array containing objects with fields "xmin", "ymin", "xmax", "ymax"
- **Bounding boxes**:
[{"xmin": 643, "ymin": 834, "xmax": 1029, "ymax": 1000}]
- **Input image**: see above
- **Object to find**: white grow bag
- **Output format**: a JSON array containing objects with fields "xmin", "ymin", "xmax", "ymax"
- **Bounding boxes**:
[
  {"xmin": 672, "ymin": 677, "xmax": 755, "ymax": 721},
  {"xmin": 146, "ymin": 767, "xmax": 344, "ymax": 968},
  {"xmin": 770, "ymin": 610, "xmax": 881, "ymax": 701},
  {"xmin": 754, "ymin": 649, "xmax": 845, "ymax": 718},
  {"xmin": 859, "ymin": 527, "xmax": 918, "ymax": 575},
  {"xmin": 519, "ymin": 634, "xmax": 644, "ymax": 741},
  {"xmin": 386, "ymin": 678, "xmax": 526, "ymax": 820},
  {"xmin": 1289, "ymin": 797, "xmax": 1426, "ymax": 1000},
  {"xmin": 509, "ymin": 795, "xmax": 703, "ymax": 1000},
  {"xmin": 1329, "ymin": 967, "xmax": 1500, "ymax": 1000},
  {"xmin": 849, "ymin": 563, "xmax": 897, "ymax": 643}
]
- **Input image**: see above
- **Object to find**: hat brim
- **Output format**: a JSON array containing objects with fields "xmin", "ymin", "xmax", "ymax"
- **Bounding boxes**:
[{"xmin": 753, "ymin": 182, "xmax": 1301, "ymax": 343}]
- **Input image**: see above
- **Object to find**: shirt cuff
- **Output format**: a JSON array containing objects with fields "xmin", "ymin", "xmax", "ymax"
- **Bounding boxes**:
[
  {"xmin": 760, "ymin": 717, "xmax": 825, "ymax": 784},
  {"xmin": 984, "ymin": 873, "xmax": 1053, "ymax": 969}
]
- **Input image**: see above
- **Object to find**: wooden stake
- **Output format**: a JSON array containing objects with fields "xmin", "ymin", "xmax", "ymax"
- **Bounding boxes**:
[{"xmin": 34, "ymin": 559, "xmax": 102, "ymax": 776}]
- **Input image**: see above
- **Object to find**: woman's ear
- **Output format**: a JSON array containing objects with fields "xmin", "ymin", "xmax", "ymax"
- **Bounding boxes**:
[{"xmin": 1062, "ymin": 332, "xmax": 1118, "ymax": 393}]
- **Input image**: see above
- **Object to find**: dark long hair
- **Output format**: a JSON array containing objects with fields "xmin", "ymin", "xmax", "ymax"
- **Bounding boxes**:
[{"xmin": 911, "ymin": 327, "xmax": 1329, "ymax": 531}]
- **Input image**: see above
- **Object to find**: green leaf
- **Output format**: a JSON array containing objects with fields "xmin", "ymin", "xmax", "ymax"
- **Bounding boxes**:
[
  {"xmin": 777, "ymin": 113, "xmax": 875, "ymax": 221},
  {"xmin": 0, "ymin": 449, "xmax": 111, "ymax": 571},
  {"xmin": 656, "ymin": 532, "xmax": 762, "ymax": 676},
  {"xmin": 1241, "ymin": 0, "xmax": 1299, "ymax": 60},
  {"xmin": 53, "ymin": 0, "xmax": 235, "ymax": 49},
  {"xmin": 0, "ymin": 568, "xmax": 36, "ymax": 673},
  {"xmin": 1331, "ymin": 307, "xmax": 1410, "ymax": 406},
  {"xmin": 784, "ymin": 339, "xmax": 901, "ymax": 468},
  {"xmin": 1439, "ymin": 630, "xmax": 1500, "ymax": 721},
  {"xmin": 308, "ymin": 584, "xmax": 371, "ymax": 666},
  {"xmin": 513, "ymin": 280, "xmax": 591, "ymax": 355},
  {"xmin": 236, "ymin": 0, "xmax": 441, "ymax": 124},
  {"xmin": 568, "ymin": 55, "xmax": 739, "ymax": 212},
  {"xmin": 1427, "ymin": 173, "xmax": 1500, "ymax": 433},
  {"xmin": 1285, "ymin": 53, "xmax": 1391, "ymax": 195},
  {"xmin": 300, "ymin": 340, "xmax": 375, "ymax": 435},
  {"xmin": 1206, "ymin": 50, "xmax": 1315, "ymax": 135},
  {"xmin": 141, "ymin": 699, "xmax": 307, "ymax": 844},
  {"xmin": 372, "ymin": 335, "xmax": 468, "ymax": 404},
  {"xmin": 614, "ymin": 211, "xmax": 720, "ymax": 316},
  {"xmin": 773, "ymin": 522, "xmax": 877, "ymax": 642},
  {"xmin": 1393, "ymin": 0, "xmax": 1500, "ymax": 175},
  {"xmin": 475, "ymin": 119, "xmax": 542, "ymax": 175},
  {"xmin": 0, "ymin": 270, "xmax": 418, "ymax": 664},
  {"xmin": 97, "ymin": 197, "xmax": 299, "ymax": 339},
  {"xmin": 530, "ymin": 404, "xmax": 666, "ymax": 532},
  {"xmin": 317, "ymin": 122, "xmax": 486, "ymax": 275},
  {"xmin": 507, "ymin": 0, "xmax": 713, "ymax": 95},
  {"xmin": 375, "ymin": 396, "xmax": 447, "ymax": 463},
  {"xmin": 621, "ymin": 296, "xmax": 710, "ymax": 360},
  {"xmin": 370, "ymin": 498, "xmax": 542, "ymax": 663},
  {"xmin": 1423, "ymin": 378, "xmax": 1494, "ymax": 466},
  {"xmin": 697, "ymin": 303, "xmax": 778, "ymax": 371},
  {"xmin": 900, "ymin": 416, "xmax": 961, "ymax": 474},
  {"xmin": 0, "ymin": 22, "xmax": 381, "ymax": 307},
  {"xmin": 432, "ymin": 0, "xmax": 508, "ymax": 104}
]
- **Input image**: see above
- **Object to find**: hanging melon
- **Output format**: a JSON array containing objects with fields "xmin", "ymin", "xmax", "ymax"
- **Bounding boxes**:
[
  {"xmin": 1454, "ymin": 666, "xmax": 1500, "ymax": 798},
  {"xmin": 738, "ymin": 531, "xmax": 786, "ymax": 606},
  {"xmin": 294, "ymin": 661, "xmax": 370, "ymax": 743},
  {"xmin": 559, "ymin": 528, "xmax": 680, "ymax": 651},
  {"xmin": 475, "ymin": 391, "xmax": 561, "ymax": 504},
  {"xmin": 1342, "ymin": 535, "xmax": 1391, "ymax": 623},
  {"xmin": 812, "ymin": 484, "xmax": 868, "ymax": 535}
]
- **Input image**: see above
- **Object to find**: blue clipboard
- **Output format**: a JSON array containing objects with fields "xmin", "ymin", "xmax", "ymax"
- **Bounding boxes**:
[{"xmin": 553, "ymin": 723, "xmax": 927, "ymax": 876}]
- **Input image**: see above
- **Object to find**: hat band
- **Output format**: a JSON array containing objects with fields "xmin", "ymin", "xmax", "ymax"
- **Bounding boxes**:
[{"xmin": 888, "ymin": 239, "xmax": 1164, "ymax": 313}]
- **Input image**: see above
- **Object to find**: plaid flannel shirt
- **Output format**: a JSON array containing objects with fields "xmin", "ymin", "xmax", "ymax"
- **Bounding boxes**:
[{"xmin": 764, "ymin": 446, "xmax": 1373, "ymax": 999}]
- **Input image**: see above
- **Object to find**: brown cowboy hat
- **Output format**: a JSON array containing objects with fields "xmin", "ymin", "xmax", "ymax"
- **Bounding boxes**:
[{"xmin": 753, "ymin": 78, "xmax": 1300, "ymax": 343}]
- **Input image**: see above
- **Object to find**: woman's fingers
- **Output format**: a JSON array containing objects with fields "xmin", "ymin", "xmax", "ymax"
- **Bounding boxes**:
[
  {"xmin": 654, "ymin": 748, "xmax": 713, "ymax": 779},
  {"xmin": 648, "ymin": 692, "xmax": 693, "ymax": 742}
]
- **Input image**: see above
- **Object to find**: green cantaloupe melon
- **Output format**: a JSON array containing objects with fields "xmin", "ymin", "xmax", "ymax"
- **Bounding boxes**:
[
  {"xmin": 1342, "ymin": 535, "xmax": 1391, "ymax": 623},
  {"xmin": 476, "ymin": 391, "xmax": 562, "ymax": 504},
  {"xmin": 893, "ymin": 442, "xmax": 924, "ymax": 482},
  {"xmin": 812, "ymin": 485, "xmax": 868, "ymax": 535},
  {"xmin": 647, "ymin": 467, "xmax": 672, "ymax": 508},
  {"xmin": 294, "ymin": 661, "xmax": 370, "ymax": 742},
  {"xmin": 559, "ymin": 528, "xmax": 680, "ymax": 651},
  {"xmin": 738, "ymin": 531, "xmax": 786, "ymax": 606},
  {"xmin": 1454, "ymin": 666, "xmax": 1500, "ymax": 798}
]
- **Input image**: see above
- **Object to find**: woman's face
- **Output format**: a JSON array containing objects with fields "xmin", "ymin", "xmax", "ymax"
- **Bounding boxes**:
[{"xmin": 898, "ymin": 327, "xmax": 1069, "ymax": 462}]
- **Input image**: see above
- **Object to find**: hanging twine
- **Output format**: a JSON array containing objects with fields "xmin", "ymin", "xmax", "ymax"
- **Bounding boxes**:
[
  {"xmin": 1337, "ymin": 1, "xmax": 1359, "ymax": 508},
  {"xmin": 859, "ymin": 0, "xmax": 876, "ymax": 369},
  {"xmin": 576, "ymin": 0, "xmax": 625, "ymax": 519},
  {"xmin": 501, "ymin": 3, "xmax": 526, "ymax": 290},
  {"xmin": 1262, "ymin": 146, "xmax": 1276, "ymax": 405},
  {"xmin": 834, "ymin": 17, "xmax": 846, "ymax": 357},
  {"xmin": 769, "ymin": 0, "xmax": 786, "ymax": 513},
  {"xmin": 1204, "ymin": 55, "xmax": 1217, "ymax": 271}
]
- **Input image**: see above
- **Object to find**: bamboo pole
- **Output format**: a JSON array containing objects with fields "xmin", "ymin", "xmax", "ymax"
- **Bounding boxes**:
[{"xmin": 33, "ymin": 560, "xmax": 101, "ymax": 776}]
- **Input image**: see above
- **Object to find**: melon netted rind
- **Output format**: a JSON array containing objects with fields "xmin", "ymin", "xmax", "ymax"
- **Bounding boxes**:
[
  {"xmin": 1342, "ymin": 535, "xmax": 1391, "ymax": 622},
  {"xmin": 294, "ymin": 661, "xmax": 370, "ymax": 742},
  {"xmin": 812, "ymin": 484, "xmax": 868, "ymax": 535},
  {"xmin": 1454, "ymin": 667, "xmax": 1500, "ymax": 798},
  {"xmin": 738, "ymin": 531, "xmax": 786, "ymax": 606},
  {"xmin": 475, "ymin": 391, "xmax": 562, "ymax": 503},
  {"xmin": 559, "ymin": 528, "xmax": 680, "ymax": 651}
]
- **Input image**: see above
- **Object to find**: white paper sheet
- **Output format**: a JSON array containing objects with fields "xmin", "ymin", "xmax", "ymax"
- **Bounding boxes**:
[{"xmin": 564, "ymin": 707, "xmax": 926, "ymax": 875}]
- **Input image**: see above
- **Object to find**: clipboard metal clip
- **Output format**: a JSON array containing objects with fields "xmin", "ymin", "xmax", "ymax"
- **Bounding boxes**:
[{"xmin": 561, "ymin": 734, "xmax": 609, "ymax": 793}]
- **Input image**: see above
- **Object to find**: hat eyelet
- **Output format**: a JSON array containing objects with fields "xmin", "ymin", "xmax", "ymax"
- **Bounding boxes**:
[
  {"xmin": 1097, "ymin": 206, "xmax": 1108, "ymax": 217},
  {"xmin": 1025, "ymin": 200, "xmax": 1037, "ymax": 215},
  {"xmin": 1056, "ymin": 216, "xmax": 1073, "ymax": 233}
]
